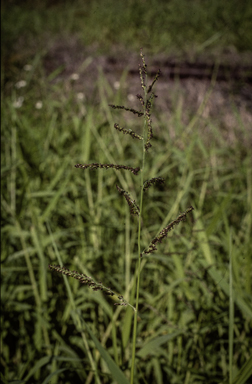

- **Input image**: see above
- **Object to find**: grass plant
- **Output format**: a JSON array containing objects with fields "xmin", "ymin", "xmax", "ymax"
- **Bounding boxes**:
[
  {"xmin": 48, "ymin": 50, "xmax": 194, "ymax": 383},
  {"xmin": 1, "ymin": 47, "xmax": 252, "ymax": 383}
]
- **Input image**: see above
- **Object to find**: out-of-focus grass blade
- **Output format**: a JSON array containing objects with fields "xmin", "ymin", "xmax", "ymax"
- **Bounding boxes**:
[
  {"xmin": 24, "ymin": 356, "xmax": 51, "ymax": 381},
  {"xmin": 82, "ymin": 318, "xmax": 130, "ymax": 384},
  {"xmin": 193, "ymin": 210, "xmax": 214, "ymax": 264},
  {"xmin": 152, "ymin": 357, "xmax": 163, "ymax": 384},
  {"xmin": 40, "ymin": 174, "xmax": 71, "ymax": 222},
  {"xmin": 231, "ymin": 354, "xmax": 252, "ymax": 384},
  {"xmin": 137, "ymin": 330, "xmax": 183, "ymax": 358},
  {"xmin": 31, "ymin": 225, "xmax": 47, "ymax": 301},
  {"xmin": 122, "ymin": 301, "xmax": 135, "ymax": 349},
  {"xmin": 6, "ymin": 381, "xmax": 26, "ymax": 384},
  {"xmin": 47, "ymin": 65, "xmax": 65, "ymax": 82},
  {"xmin": 199, "ymin": 259, "xmax": 252, "ymax": 318},
  {"xmin": 206, "ymin": 192, "xmax": 233, "ymax": 237},
  {"xmin": 42, "ymin": 368, "xmax": 68, "ymax": 384}
]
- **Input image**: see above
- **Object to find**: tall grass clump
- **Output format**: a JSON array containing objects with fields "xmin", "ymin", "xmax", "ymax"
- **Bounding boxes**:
[{"xmin": 49, "ymin": 50, "xmax": 194, "ymax": 383}]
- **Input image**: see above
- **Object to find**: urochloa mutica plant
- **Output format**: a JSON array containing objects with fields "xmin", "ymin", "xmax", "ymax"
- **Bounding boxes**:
[{"xmin": 49, "ymin": 50, "xmax": 194, "ymax": 383}]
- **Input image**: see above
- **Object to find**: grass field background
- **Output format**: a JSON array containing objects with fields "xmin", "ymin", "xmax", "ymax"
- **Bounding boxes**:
[{"xmin": 1, "ymin": 1, "xmax": 252, "ymax": 383}]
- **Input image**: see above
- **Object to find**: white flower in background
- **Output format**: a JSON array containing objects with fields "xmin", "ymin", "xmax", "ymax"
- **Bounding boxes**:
[
  {"xmin": 35, "ymin": 101, "xmax": 43, "ymax": 109},
  {"xmin": 70, "ymin": 73, "xmax": 79, "ymax": 81},
  {"xmin": 23, "ymin": 64, "xmax": 32, "ymax": 71},
  {"xmin": 15, "ymin": 80, "xmax": 27, "ymax": 89},
  {"xmin": 13, "ymin": 96, "xmax": 24, "ymax": 108},
  {"xmin": 113, "ymin": 81, "xmax": 120, "ymax": 90},
  {"xmin": 127, "ymin": 94, "xmax": 135, "ymax": 102},
  {"xmin": 77, "ymin": 92, "xmax": 85, "ymax": 101}
]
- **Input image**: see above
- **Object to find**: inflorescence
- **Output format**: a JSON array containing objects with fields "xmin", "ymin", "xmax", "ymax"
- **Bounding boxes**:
[
  {"xmin": 116, "ymin": 185, "xmax": 140, "ymax": 216},
  {"xmin": 141, "ymin": 206, "xmax": 194, "ymax": 256},
  {"xmin": 49, "ymin": 50, "xmax": 194, "ymax": 308},
  {"xmin": 113, "ymin": 123, "xmax": 143, "ymax": 140},
  {"xmin": 75, "ymin": 163, "xmax": 140, "ymax": 175},
  {"xmin": 48, "ymin": 265, "xmax": 136, "ymax": 310},
  {"xmin": 143, "ymin": 177, "xmax": 165, "ymax": 192}
]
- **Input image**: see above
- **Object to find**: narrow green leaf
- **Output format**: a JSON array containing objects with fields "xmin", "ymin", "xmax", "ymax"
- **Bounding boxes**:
[
  {"xmin": 24, "ymin": 356, "xmax": 51, "ymax": 381},
  {"xmin": 231, "ymin": 354, "xmax": 252, "ymax": 384},
  {"xmin": 83, "ymin": 320, "xmax": 130, "ymax": 384},
  {"xmin": 199, "ymin": 259, "xmax": 252, "ymax": 318},
  {"xmin": 137, "ymin": 331, "xmax": 183, "ymax": 358},
  {"xmin": 206, "ymin": 192, "xmax": 233, "ymax": 236},
  {"xmin": 40, "ymin": 174, "xmax": 70, "ymax": 222},
  {"xmin": 42, "ymin": 368, "xmax": 68, "ymax": 384}
]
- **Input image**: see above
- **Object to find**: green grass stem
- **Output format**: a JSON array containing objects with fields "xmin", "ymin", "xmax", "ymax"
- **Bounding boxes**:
[{"xmin": 229, "ymin": 230, "xmax": 234, "ymax": 384}]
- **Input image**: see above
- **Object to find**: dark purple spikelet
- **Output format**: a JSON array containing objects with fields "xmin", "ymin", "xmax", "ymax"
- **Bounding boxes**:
[
  {"xmin": 108, "ymin": 104, "xmax": 143, "ymax": 117},
  {"xmin": 136, "ymin": 94, "xmax": 145, "ymax": 107},
  {"xmin": 48, "ymin": 264, "xmax": 135, "ymax": 309},
  {"xmin": 147, "ymin": 69, "xmax": 161, "ymax": 94},
  {"xmin": 114, "ymin": 123, "xmax": 143, "ymax": 140},
  {"xmin": 143, "ymin": 177, "xmax": 165, "ymax": 192},
  {"xmin": 141, "ymin": 206, "xmax": 194, "ymax": 256},
  {"xmin": 75, "ymin": 163, "xmax": 140, "ymax": 175},
  {"xmin": 144, "ymin": 109, "xmax": 153, "ymax": 151},
  {"xmin": 116, "ymin": 185, "xmax": 140, "ymax": 216}
]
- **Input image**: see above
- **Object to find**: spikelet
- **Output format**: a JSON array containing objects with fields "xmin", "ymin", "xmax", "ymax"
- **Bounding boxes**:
[
  {"xmin": 108, "ymin": 104, "xmax": 143, "ymax": 117},
  {"xmin": 141, "ymin": 206, "xmax": 194, "ymax": 256},
  {"xmin": 143, "ymin": 177, "xmax": 165, "ymax": 192},
  {"xmin": 147, "ymin": 69, "xmax": 161, "ymax": 94},
  {"xmin": 48, "ymin": 265, "xmax": 136, "ymax": 310},
  {"xmin": 139, "ymin": 49, "xmax": 147, "ymax": 90},
  {"xmin": 114, "ymin": 123, "xmax": 143, "ymax": 140},
  {"xmin": 75, "ymin": 163, "xmax": 140, "ymax": 175},
  {"xmin": 144, "ymin": 107, "xmax": 153, "ymax": 151},
  {"xmin": 116, "ymin": 185, "xmax": 140, "ymax": 216}
]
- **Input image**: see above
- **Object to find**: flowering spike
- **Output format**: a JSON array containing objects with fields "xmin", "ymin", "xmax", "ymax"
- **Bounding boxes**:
[
  {"xmin": 147, "ymin": 69, "xmax": 161, "ymax": 94},
  {"xmin": 116, "ymin": 185, "xmax": 140, "ymax": 216},
  {"xmin": 108, "ymin": 104, "xmax": 143, "ymax": 117},
  {"xmin": 75, "ymin": 163, "xmax": 140, "ymax": 175},
  {"xmin": 144, "ymin": 108, "xmax": 153, "ymax": 151},
  {"xmin": 48, "ymin": 265, "xmax": 136, "ymax": 311},
  {"xmin": 143, "ymin": 177, "xmax": 165, "ymax": 192},
  {"xmin": 139, "ymin": 49, "xmax": 147, "ymax": 90},
  {"xmin": 141, "ymin": 206, "xmax": 194, "ymax": 256},
  {"xmin": 114, "ymin": 123, "xmax": 143, "ymax": 140}
]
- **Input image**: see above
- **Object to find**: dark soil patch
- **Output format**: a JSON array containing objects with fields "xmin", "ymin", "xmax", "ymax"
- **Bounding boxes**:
[{"xmin": 42, "ymin": 37, "xmax": 252, "ymax": 148}]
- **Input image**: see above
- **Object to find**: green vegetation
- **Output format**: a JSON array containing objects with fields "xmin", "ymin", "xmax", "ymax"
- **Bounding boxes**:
[
  {"xmin": 1, "ymin": 1, "xmax": 252, "ymax": 383},
  {"xmin": 2, "ymin": 0, "xmax": 252, "ymax": 61}
]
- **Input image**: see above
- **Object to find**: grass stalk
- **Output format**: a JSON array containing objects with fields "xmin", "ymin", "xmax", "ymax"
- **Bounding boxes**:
[
  {"xmin": 229, "ymin": 230, "xmax": 234, "ymax": 384},
  {"xmin": 130, "ymin": 62, "xmax": 149, "ymax": 382}
]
